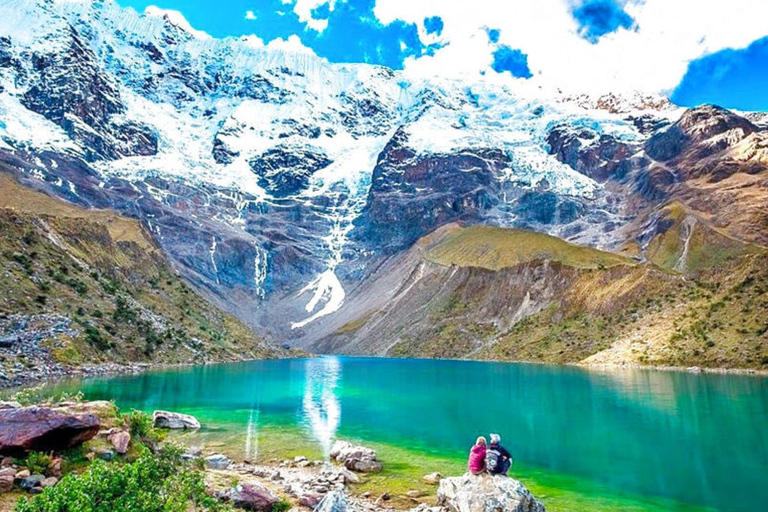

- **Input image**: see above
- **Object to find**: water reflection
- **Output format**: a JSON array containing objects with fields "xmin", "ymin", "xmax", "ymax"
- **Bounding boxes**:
[
  {"xmin": 244, "ymin": 406, "xmax": 259, "ymax": 461},
  {"xmin": 301, "ymin": 357, "xmax": 341, "ymax": 458}
]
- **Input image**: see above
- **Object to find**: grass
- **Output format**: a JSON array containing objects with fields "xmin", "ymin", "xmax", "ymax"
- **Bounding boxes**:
[
  {"xmin": 0, "ymin": 173, "xmax": 277, "ymax": 379},
  {"xmin": 426, "ymin": 224, "xmax": 632, "ymax": 271}
]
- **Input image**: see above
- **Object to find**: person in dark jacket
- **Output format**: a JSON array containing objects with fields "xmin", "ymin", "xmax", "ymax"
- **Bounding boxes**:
[{"xmin": 486, "ymin": 433, "xmax": 512, "ymax": 475}]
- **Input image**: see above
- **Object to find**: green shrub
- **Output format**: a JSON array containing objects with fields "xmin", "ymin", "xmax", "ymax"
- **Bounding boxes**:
[
  {"xmin": 271, "ymin": 500, "xmax": 292, "ymax": 512},
  {"xmin": 124, "ymin": 410, "xmax": 163, "ymax": 447},
  {"xmin": 15, "ymin": 451, "xmax": 233, "ymax": 512},
  {"xmin": 24, "ymin": 452, "xmax": 53, "ymax": 476}
]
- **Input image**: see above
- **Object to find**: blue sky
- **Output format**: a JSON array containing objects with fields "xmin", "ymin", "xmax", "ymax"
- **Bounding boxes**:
[{"xmin": 118, "ymin": 0, "xmax": 768, "ymax": 111}]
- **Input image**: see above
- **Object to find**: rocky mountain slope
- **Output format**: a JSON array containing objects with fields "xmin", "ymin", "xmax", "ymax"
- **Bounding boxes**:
[
  {"xmin": 314, "ymin": 223, "xmax": 767, "ymax": 369},
  {"xmin": 0, "ymin": 170, "xmax": 279, "ymax": 386},
  {"xmin": 0, "ymin": 0, "xmax": 765, "ymax": 368}
]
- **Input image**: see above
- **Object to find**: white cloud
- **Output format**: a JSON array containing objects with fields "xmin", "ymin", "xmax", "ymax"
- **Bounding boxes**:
[
  {"xmin": 293, "ymin": 0, "xmax": 335, "ymax": 33},
  {"xmin": 266, "ymin": 34, "xmax": 317, "ymax": 55},
  {"xmin": 374, "ymin": 0, "xmax": 768, "ymax": 95},
  {"xmin": 144, "ymin": 5, "xmax": 211, "ymax": 39},
  {"xmin": 245, "ymin": 10, "xmax": 257, "ymax": 20}
]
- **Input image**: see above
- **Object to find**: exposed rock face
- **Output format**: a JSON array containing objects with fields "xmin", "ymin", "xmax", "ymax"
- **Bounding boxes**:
[
  {"xmin": 249, "ymin": 147, "xmax": 332, "ymax": 197},
  {"xmin": 0, "ymin": 407, "xmax": 99, "ymax": 456},
  {"xmin": 329, "ymin": 441, "xmax": 382, "ymax": 473},
  {"xmin": 437, "ymin": 473, "xmax": 546, "ymax": 512},
  {"xmin": 205, "ymin": 453, "xmax": 232, "ymax": 469},
  {"xmin": 314, "ymin": 490, "xmax": 349, "ymax": 512},
  {"xmin": 153, "ymin": 410, "xmax": 201, "ymax": 429}
]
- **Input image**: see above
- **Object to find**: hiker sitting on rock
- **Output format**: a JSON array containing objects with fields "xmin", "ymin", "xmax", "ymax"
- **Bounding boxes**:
[
  {"xmin": 485, "ymin": 433, "xmax": 512, "ymax": 476},
  {"xmin": 467, "ymin": 436, "xmax": 487, "ymax": 475}
]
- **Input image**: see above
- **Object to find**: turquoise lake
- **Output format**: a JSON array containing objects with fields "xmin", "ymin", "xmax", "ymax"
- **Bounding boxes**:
[{"xmin": 43, "ymin": 357, "xmax": 768, "ymax": 512}]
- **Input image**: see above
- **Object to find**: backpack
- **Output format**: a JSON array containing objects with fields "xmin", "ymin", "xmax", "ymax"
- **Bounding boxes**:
[{"xmin": 485, "ymin": 448, "xmax": 502, "ymax": 473}]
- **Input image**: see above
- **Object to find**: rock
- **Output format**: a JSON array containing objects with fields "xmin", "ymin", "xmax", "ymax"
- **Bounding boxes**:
[
  {"xmin": 298, "ymin": 492, "xmax": 323, "ymax": 508},
  {"xmin": 296, "ymin": 460, "xmax": 312, "ymax": 468},
  {"xmin": 50, "ymin": 458, "xmax": 63, "ymax": 478},
  {"xmin": 315, "ymin": 490, "xmax": 348, "ymax": 512},
  {"xmin": 437, "ymin": 473, "xmax": 546, "ymax": 512},
  {"xmin": 329, "ymin": 440, "xmax": 382, "ymax": 473},
  {"xmin": 205, "ymin": 453, "xmax": 231, "ymax": 469},
  {"xmin": 423, "ymin": 472, "xmax": 442, "ymax": 485},
  {"xmin": 53, "ymin": 401, "xmax": 119, "ymax": 427},
  {"xmin": 152, "ymin": 410, "xmax": 201, "ymax": 429},
  {"xmin": 95, "ymin": 448, "xmax": 115, "ymax": 461},
  {"xmin": 374, "ymin": 493, "xmax": 391, "ymax": 506},
  {"xmin": 229, "ymin": 483, "xmax": 278, "ymax": 511},
  {"xmin": 108, "ymin": 430, "xmax": 131, "ymax": 454},
  {"xmin": 0, "ymin": 457, "xmax": 13, "ymax": 468},
  {"xmin": 407, "ymin": 490, "xmax": 426, "ymax": 498},
  {"xmin": 0, "ymin": 406, "xmax": 100, "ymax": 456},
  {"xmin": 41, "ymin": 476, "xmax": 58, "ymax": 488},
  {"xmin": 338, "ymin": 467, "xmax": 361, "ymax": 484},
  {"xmin": 182, "ymin": 446, "xmax": 203, "ymax": 461},
  {"xmin": 0, "ymin": 401, "xmax": 21, "ymax": 410},
  {"xmin": 20, "ymin": 474, "xmax": 44, "ymax": 491},
  {"xmin": 15, "ymin": 469, "xmax": 30, "ymax": 479},
  {"xmin": 293, "ymin": 455, "xmax": 308, "ymax": 463},
  {"xmin": 0, "ymin": 467, "xmax": 16, "ymax": 478},
  {"xmin": 0, "ymin": 474, "xmax": 14, "ymax": 492}
]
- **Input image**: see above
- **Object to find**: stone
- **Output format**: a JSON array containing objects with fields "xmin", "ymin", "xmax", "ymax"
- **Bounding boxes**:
[
  {"xmin": 229, "ymin": 483, "xmax": 278, "ymax": 511},
  {"xmin": 437, "ymin": 473, "xmax": 546, "ymax": 512},
  {"xmin": 0, "ymin": 406, "xmax": 100, "ymax": 456},
  {"xmin": 329, "ymin": 440, "xmax": 382, "ymax": 473},
  {"xmin": 338, "ymin": 467, "xmax": 361, "ymax": 484},
  {"xmin": 41, "ymin": 476, "xmax": 58, "ymax": 488},
  {"xmin": 0, "ymin": 457, "xmax": 13, "ymax": 468},
  {"xmin": 407, "ymin": 490, "xmax": 426, "ymax": 498},
  {"xmin": 296, "ymin": 460, "xmax": 312, "ymax": 468},
  {"xmin": 205, "ymin": 454, "xmax": 231, "ymax": 470},
  {"xmin": 423, "ymin": 472, "xmax": 442, "ymax": 485},
  {"xmin": 53, "ymin": 401, "xmax": 120, "ymax": 427},
  {"xmin": 152, "ymin": 410, "xmax": 201, "ymax": 429},
  {"xmin": 0, "ymin": 402, "xmax": 21, "ymax": 410},
  {"xmin": 293, "ymin": 455, "xmax": 308, "ymax": 463},
  {"xmin": 0, "ymin": 474, "xmax": 14, "ymax": 493},
  {"xmin": 0, "ymin": 467, "xmax": 16, "ymax": 478},
  {"xmin": 315, "ymin": 490, "xmax": 348, "ymax": 512},
  {"xmin": 15, "ymin": 469, "xmax": 30, "ymax": 479},
  {"xmin": 374, "ymin": 493, "xmax": 390, "ymax": 506},
  {"xmin": 95, "ymin": 448, "xmax": 115, "ymax": 461},
  {"xmin": 298, "ymin": 492, "xmax": 323, "ymax": 508},
  {"xmin": 20, "ymin": 474, "xmax": 45, "ymax": 491},
  {"xmin": 108, "ymin": 430, "xmax": 131, "ymax": 454}
]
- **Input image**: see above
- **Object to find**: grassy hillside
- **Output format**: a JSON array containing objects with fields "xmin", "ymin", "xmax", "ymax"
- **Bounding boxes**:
[
  {"xmin": 0, "ymin": 173, "xmax": 277, "ymax": 381},
  {"xmin": 426, "ymin": 224, "xmax": 631, "ymax": 270},
  {"xmin": 644, "ymin": 202, "xmax": 761, "ymax": 274},
  {"xmin": 325, "ymin": 223, "xmax": 768, "ymax": 370}
]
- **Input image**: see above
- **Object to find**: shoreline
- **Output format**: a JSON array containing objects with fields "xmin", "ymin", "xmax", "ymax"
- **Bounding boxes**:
[{"xmin": 5, "ymin": 353, "xmax": 766, "ymax": 391}]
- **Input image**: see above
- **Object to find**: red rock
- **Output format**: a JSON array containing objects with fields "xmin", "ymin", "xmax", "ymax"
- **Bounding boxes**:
[
  {"xmin": 0, "ymin": 475, "xmax": 13, "ymax": 493},
  {"xmin": 0, "ymin": 407, "xmax": 100, "ymax": 456},
  {"xmin": 230, "ymin": 483, "xmax": 278, "ymax": 511},
  {"xmin": 108, "ymin": 430, "xmax": 131, "ymax": 454}
]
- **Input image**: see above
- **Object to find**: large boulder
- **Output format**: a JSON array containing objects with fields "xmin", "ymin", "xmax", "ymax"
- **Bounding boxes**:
[
  {"xmin": 152, "ymin": 410, "xmax": 201, "ymax": 429},
  {"xmin": 437, "ymin": 473, "xmax": 545, "ymax": 512},
  {"xmin": 0, "ymin": 406, "xmax": 99, "ymax": 456},
  {"xmin": 329, "ymin": 441, "xmax": 382, "ymax": 473},
  {"xmin": 53, "ymin": 401, "xmax": 120, "ymax": 428}
]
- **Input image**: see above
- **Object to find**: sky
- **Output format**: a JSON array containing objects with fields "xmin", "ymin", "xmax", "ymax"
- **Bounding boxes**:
[{"xmin": 119, "ymin": 0, "xmax": 768, "ymax": 111}]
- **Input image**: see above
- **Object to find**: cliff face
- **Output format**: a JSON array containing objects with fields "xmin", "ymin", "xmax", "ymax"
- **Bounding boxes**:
[{"xmin": 0, "ymin": 171, "xmax": 279, "ymax": 385}]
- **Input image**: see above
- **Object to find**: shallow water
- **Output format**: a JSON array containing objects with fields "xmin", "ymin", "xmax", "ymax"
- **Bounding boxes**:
[{"xmin": 43, "ymin": 357, "xmax": 768, "ymax": 512}]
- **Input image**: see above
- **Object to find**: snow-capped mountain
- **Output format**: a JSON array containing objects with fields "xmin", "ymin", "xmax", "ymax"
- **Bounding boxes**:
[{"xmin": 2, "ymin": 0, "xmax": 739, "ymax": 345}]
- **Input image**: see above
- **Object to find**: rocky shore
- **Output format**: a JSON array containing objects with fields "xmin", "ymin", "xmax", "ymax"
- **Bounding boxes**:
[{"xmin": 0, "ymin": 400, "xmax": 546, "ymax": 512}]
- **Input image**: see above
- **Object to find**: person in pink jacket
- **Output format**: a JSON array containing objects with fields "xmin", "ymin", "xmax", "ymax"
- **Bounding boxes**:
[{"xmin": 467, "ymin": 436, "xmax": 487, "ymax": 474}]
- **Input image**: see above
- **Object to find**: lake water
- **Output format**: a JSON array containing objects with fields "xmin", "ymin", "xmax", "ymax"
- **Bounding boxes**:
[{"xmin": 43, "ymin": 357, "xmax": 768, "ymax": 512}]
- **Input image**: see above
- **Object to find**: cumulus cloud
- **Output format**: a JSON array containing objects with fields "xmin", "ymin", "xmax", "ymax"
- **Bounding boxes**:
[
  {"xmin": 293, "ymin": 0, "xmax": 336, "ymax": 32},
  {"xmin": 266, "ymin": 34, "xmax": 318, "ymax": 55},
  {"xmin": 373, "ymin": 0, "xmax": 768, "ymax": 95},
  {"xmin": 245, "ymin": 10, "xmax": 257, "ymax": 20}
]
